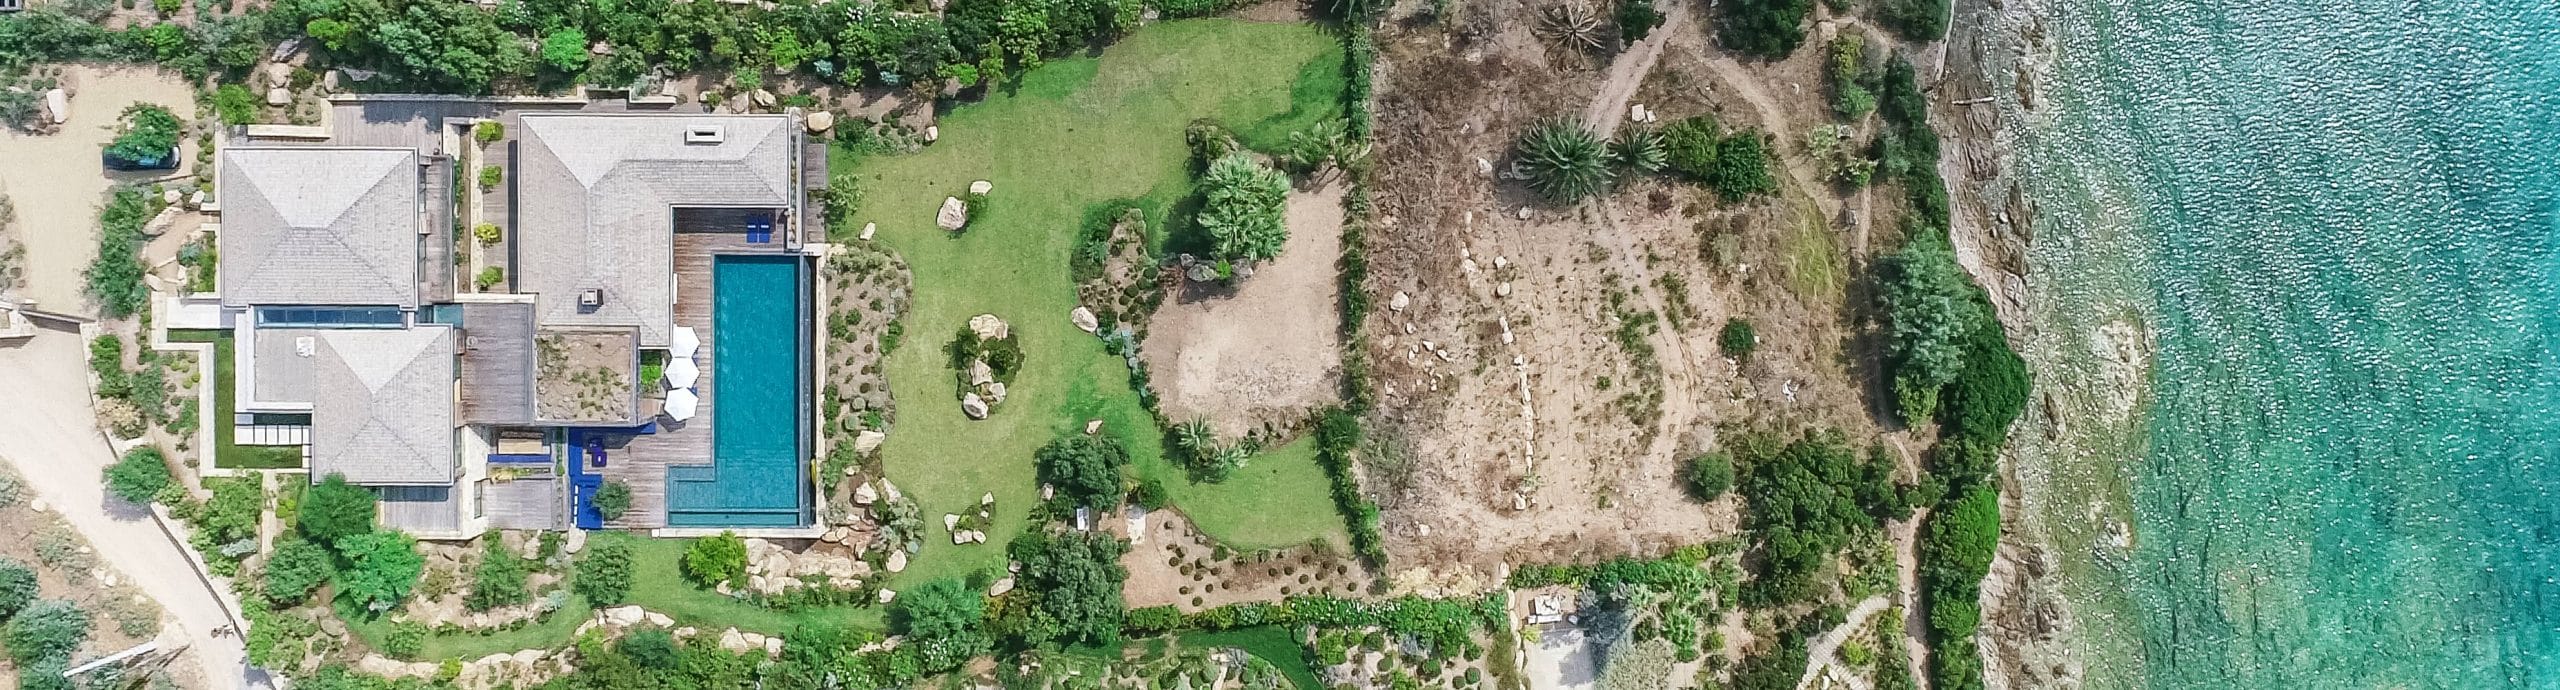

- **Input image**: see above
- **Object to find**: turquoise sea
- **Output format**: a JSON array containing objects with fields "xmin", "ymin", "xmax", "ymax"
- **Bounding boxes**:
[{"xmin": 2003, "ymin": 0, "xmax": 2560, "ymax": 687}]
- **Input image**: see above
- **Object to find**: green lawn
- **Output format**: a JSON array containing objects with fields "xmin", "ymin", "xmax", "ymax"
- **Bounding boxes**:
[
  {"xmin": 610, "ymin": 532, "xmax": 884, "ymax": 635},
  {"xmin": 1178, "ymin": 626, "xmax": 1322, "ymax": 690},
  {"xmin": 345, "ymin": 598, "xmax": 595, "ymax": 663},
  {"xmin": 168, "ymin": 329, "xmax": 304, "ymax": 470},
  {"xmin": 844, "ymin": 19, "xmax": 1351, "ymax": 587}
]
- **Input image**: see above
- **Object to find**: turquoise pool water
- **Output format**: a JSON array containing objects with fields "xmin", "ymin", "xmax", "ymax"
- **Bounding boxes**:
[{"xmin": 666, "ymin": 254, "xmax": 810, "ymax": 527}]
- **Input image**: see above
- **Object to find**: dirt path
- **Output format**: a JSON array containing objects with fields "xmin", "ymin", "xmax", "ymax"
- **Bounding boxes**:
[
  {"xmin": 1893, "ymin": 508, "xmax": 1931, "ymax": 686},
  {"xmin": 1800, "ymin": 594, "xmax": 1891, "ymax": 690},
  {"xmin": 0, "ymin": 327, "xmax": 252, "ymax": 689},
  {"xmin": 1139, "ymin": 181, "xmax": 1348, "ymax": 438},
  {"xmin": 0, "ymin": 65, "xmax": 197, "ymax": 315},
  {"xmin": 1582, "ymin": 0, "xmax": 1689, "ymax": 135}
]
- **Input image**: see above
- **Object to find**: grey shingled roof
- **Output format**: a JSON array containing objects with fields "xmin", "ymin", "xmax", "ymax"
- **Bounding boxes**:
[
  {"xmin": 513, "ymin": 114, "xmax": 796, "ymax": 347},
  {"xmin": 294, "ymin": 326, "xmax": 458, "ymax": 485},
  {"xmin": 218, "ymin": 148, "xmax": 421, "ymax": 308}
]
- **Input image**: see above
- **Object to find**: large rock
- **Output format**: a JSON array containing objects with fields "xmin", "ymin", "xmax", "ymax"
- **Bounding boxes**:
[
  {"xmin": 719, "ymin": 628, "xmax": 753, "ymax": 653},
  {"xmin": 751, "ymin": 89, "xmax": 777, "ymax": 108},
  {"xmin": 943, "ymin": 514, "xmax": 961, "ymax": 531},
  {"xmin": 1070, "ymin": 306, "xmax": 1098, "ymax": 334},
  {"xmin": 878, "ymin": 588, "xmax": 898, "ymax": 604},
  {"xmin": 937, "ymin": 197, "xmax": 968, "ymax": 230},
  {"xmin": 961, "ymin": 393, "xmax": 989, "ymax": 419},
  {"xmin": 603, "ymin": 606, "xmax": 646, "ymax": 627},
  {"xmin": 924, "ymin": 125, "xmax": 939, "ymax": 143},
  {"xmin": 968, "ymin": 313, "xmax": 1010, "ymax": 340},
  {"xmin": 854, "ymin": 430, "xmax": 886, "ymax": 454},
  {"xmin": 988, "ymin": 577, "xmax": 1016, "ymax": 597},
  {"xmin": 886, "ymin": 549, "xmax": 908, "ymax": 572},
  {"xmin": 805, "ymin": 110, "xmax": 834, "ymax": 133},
  {"xmin": 985, "ymin": 382, "xmax": 1007, "ymax": 404},
  {"xmin": 266, "ymin": 87, "xmax": 290, "ymax": 106},
  {"xmin": 645, "ymin": 612, "xmax": 674, "ymax": 628},
  {"xmin": 967, "ymin": 359, "xmax": 994, "ymax": 386},
  {"xmin": 968, "ymin": 180, "xmax": 992, "ymax": 195},
  {"xmin": 564, "ymin": 529, "xmax": 588, "ymax": 555},
  {"xmin": 853, "ymin": 482, "xmax": 879, "ymax": 505}
]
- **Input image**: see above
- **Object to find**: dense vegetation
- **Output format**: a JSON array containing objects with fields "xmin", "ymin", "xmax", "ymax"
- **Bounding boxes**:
[
  {"xmin": 1718, "ymin": 0, "xmax": 1811, "ymax": 57},
  {"xmin": 995, "ymin": 530, "xmax": 1129, "ymax": 649},
  {"xmin": 300, "ymin": 474, "xmax": 379, "ymax": 548},
  {"xmin": 1034, "ymin": 434, "xmax": 1128, "ymax": 507},
  {"xmin": 1730, "ymin": 430, "xmax": 1906, "ymax": 605},
  {"xmin": 1197, "ymin": 152, "xmax": 1292, "ymax": 265},
  {"xmin": 85, "ymin": 188, "xmax": 156, "ymax": 319},
  {"xmin": 102, "ymin": 446, "xmax": 172, "ymax": 504},
  {"xmin": 1315, "ymin": 409, "xmax": 1387, "ymax": 565}
]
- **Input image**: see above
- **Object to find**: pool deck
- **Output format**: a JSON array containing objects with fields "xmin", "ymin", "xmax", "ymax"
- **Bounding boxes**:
[{"xmin": 591, "ymin": 231, "xmax": 814, "ymax": 531}]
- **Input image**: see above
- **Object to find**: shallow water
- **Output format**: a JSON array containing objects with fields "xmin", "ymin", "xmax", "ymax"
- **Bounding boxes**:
[{"xmin": 2005, "ymin": 0, "xmax": 2560, "ymax": 686}]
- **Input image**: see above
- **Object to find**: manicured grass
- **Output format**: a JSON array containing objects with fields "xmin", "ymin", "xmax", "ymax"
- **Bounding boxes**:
[
  {"xmin": 168, "ymin": 329, "xmax": 304, "ymax": 469},
  {"xmin": 344, "ymin": 598, "xmax": 594, "ymax": 663},
  {"xmin": 843, "ymin": 19, "xmax": 1350, "ymax": 587},
  {"xmin": 1178, "ymin": 626, "xmax": 1322, "ymax": 690},
  {"xmin": 609, "ymin": 532, "xmax": 883, "ymax": 635}
]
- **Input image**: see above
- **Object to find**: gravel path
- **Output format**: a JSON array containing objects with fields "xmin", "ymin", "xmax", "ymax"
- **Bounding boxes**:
[{"xmin": 0, "ymin": 327, "xmax": 252, "ymax": 689}]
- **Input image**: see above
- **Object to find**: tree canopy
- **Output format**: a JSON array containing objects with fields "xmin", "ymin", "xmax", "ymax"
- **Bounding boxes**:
[
  {"xmin": 1733, "ymin": 430, "xmax": 1895, "ymax": 606},
  {"xmin": 334, "ymin": 531, "xmax": 424, "ymax": 615},
  {"xmin": 1034, "ymin": 435, "xmax": 1126, "ymax": 507},
  {"xmin": 102, "ymin": 446, "xmax": 170, "ymax": 504},
  {"xmin": 263, "ymin": 538, "xmax": 336, "ymax": 605},
  {"xmin": 996, "ymin": 530, "xmax": 1128, "ymax": 649},
  {"xmin": 300, "ymin": 474, "xmax": 379, "ymax": 549}
]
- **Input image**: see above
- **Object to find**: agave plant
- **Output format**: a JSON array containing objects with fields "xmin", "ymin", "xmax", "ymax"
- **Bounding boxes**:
[
  {"xmin": 1611, "ymin": 124, "xmax": 1669, "ymax": 174},
  {"xmin": 1534, "ymin": 2, "xmax": 1608, "ymax": 53},
  {"xmin": 1176, "ymin": 418, "xmax": 1217, "ymax": 458},
  {"xmin": 1284, "ymin": 119, "xmax": 1374, "ymax": 177},
  {"xmin": 1515, "ymin": 118, "xmax": 1615, "ymax": 203}
]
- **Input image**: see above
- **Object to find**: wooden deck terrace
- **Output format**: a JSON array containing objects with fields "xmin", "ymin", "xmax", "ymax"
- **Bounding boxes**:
[{"xmin": 589, "ymin": 230, "xmax": 782, "ymax": 529}]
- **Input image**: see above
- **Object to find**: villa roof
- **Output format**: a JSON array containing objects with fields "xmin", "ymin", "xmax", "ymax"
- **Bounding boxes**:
[
  {"xmin": 512, "ymin": 114, "xmax": 797, "ymax": 347},
  {"xmin": 217, "ymin": 147, "xmax": 421, "ymax": 308},
  {"xmin": 274, "ymin": 326, "xmax": 458, "ymax": 486}
]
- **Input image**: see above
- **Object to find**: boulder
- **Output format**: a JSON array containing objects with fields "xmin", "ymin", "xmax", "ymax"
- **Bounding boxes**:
[
  {"xmin": 603, "ymin": 606, "xmax": 646, "ymax": 627},
  {"xmin": 645, "ymin": 612, "xmax": 673, "ymax": 628},
  {"xmin": 968, "ymin": 313, "xmax": 1010, "ymax": 340},
  {"xmin": 924, "ymin": 125, "xmax": 940, "ymax": 143},
  {"xmin": 981, "ymin": 492, "xmax": 995, "ymax": 506},
  {"xmin": 821, "ymin": 527, "xmax": 848, "ymax": 544},
  {"xmin": 985, "ymin": 382, "xmax": 1007, "ymax": 404},
  {"xmin": 42, "ymin": 89, "xmax": 68, "ymax": 125},
  {"xmin": 886, "ymin": 549, "xmax": 908, "ymax": 572},
  {"xmin": 877, "ymin": 589, "xmax": 898, "ymax": 604},
  {"xmin": 1515, "ymin": 206, "xmax": 1533, "ymax": 221},
  {"xmin": 751, "ymin": 89, "xmax": 777, "ymax": 108},
  {"xmin": 854, "ymin": 430, "xmax": 887, "ymax": 454},
  {"xmin": 1070, "ymin": 306, "xmax": 1099, "ymax": 334},
  {"xmin": 266, "ymin": 87, "xmax": 290, "ymax": 106},
  {"xmin": 854, "ymin": 482, "xmax": 879, "ymax": 505},
  {"xmin": 1497, "ymin": 282, "xmax": 1513, "ymax": 298},
  {"xmin": 937, "ymin": 197, "xmax": 968, "ymax": 230},
  {"xmin": 859, "ymin": 222, "xmax": 877, "ymax": 241},
  {"xmin": 1085, "ymin": 419, "xmax": 1103, "ymax": 435},
  {"xmin": 968, "ymin": 180, "xmax": 993, "ymax": 195},
  {"xmin": 564, "ymin": 529, "xmax": 587, "ymax": 555},
  {"xmin": 1390, "ymin": 291, "xmax": 1410, "ymax": 311},
  {"xmin": 263, "ymin": 62, "xmax": 291, "ymax": 85},
  {"xmin": 988, "ymin": 577, "xmax": 1016, "ymax": 597},
  {"xmin": 1477, "ymin": 157, "xmax": 1494, "ymax": 177},
  {"xmin": 944, "ymin": 514, "xmax": 961, "ymax": 531},
  {"xmin": 961, "ymin": 393, "xmax": 989, "ymax": 420},
  {"xmin": 519, "ymin": 533, "xmax": 543, "ymax": 560},
  {"xmin": 805, "ymin": 110, "xmax": 835, "ymax": 133},
  {"xmin": 952, "ymin": 530, "xmax": 971, "ymax": 545},
  {"xmin": 740, "ymin": 632, "xmax": 768, "ymax": 650},
  {"xmin": 162, "ymin": 188, "xmax": 182, "ymax": 205},
  {"xmin": 674, "ymin": 626, "xmax": 698, "ymax": 638},
  {"xmin": 320, "ymin": 70, "xmax": 340, "ymax": 91},
  {"xmin": 719, "ymin": 628, "xmax": 753, "ymax": 653},
  {"xmin": 967, "ymin": 359, "xmax": 994, "ymax": 386},
  {"xmin": 765, "ymin": 637, "xmax": 785, "ymax": 657},
  {"xmin": 880, "ymin": 479, "xmax": 903, "ymax": 501}
]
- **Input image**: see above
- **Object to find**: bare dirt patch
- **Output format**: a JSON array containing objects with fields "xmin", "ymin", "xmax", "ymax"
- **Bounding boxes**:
[
  {"xmin": 0, "ymin": 467, "xmax": 172, "ymax": 679},
  {"xmin": 1121, "ymin": 509, "xmax": 1367, "ymax": 612},
  {"xmin": 1358, "ymin": 3, "xmax": 1899, "ymax": 585},
  {"xmin": 0, "ymin": 64, "xmax": 198, "ymax": 315},
  {"xmin": 1139, "ymin": 183, "xmax": 1348, "ymax": 438}
]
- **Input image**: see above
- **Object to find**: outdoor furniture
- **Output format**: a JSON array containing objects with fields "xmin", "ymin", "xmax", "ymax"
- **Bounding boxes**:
[
  {"xmin": 665, "ymin": 356, "xmax": 700, "ymax": 389},
  {"xmin": 746, "ymin": 218, "xmax": 774, "ymax": 244},
  {"xmin": 670, "ymin": 326, "xmax": 700, "ymax": 359},
  {"xmin": 665, "ymin": 388, "xmax": 699, "ymax": 422},
  {"xmin": 584, "ymin": 437, "xmax": 607, "ymax": 468}
]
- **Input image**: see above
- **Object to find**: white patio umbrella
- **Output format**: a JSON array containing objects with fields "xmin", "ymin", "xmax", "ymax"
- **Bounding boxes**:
[
  {"xmin": 664, "ymin": 356, "xmax": 700, "ymax": 389},
  {"xmin": 664, "ymin": 387, "xmax": 699, "ymax": 422},
  {"xmin": 670, "ymin": 326, "xmax": 701, "ymax": 359}
]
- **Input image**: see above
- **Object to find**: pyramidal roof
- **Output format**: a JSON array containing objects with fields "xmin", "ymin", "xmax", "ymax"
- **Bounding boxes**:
[
  {"xmin": 218, "ymin": 148, "xmax": 421, "ymax": 308},
  {"xmin": 307, "ymin": 326, "xmax": 456, "ymax": 485}
]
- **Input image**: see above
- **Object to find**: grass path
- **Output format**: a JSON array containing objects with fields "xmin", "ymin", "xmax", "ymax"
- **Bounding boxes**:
[{"xmin": 842, "ymin": 19, "xmax": 1351, "ymax": 587}]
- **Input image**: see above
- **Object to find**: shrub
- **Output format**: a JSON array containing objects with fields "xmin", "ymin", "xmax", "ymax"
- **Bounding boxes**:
[
  {"xmin": 0, "ymin": 559, "xmax": 34, "ymax": 622},
  {"xmin": 1130, "ymin": 476, "xmax": 1169, "ymax": 511},
  {"xmin": 383, "ymin": 621, "xmax": 427, "ymax": 659},
  {"xmin": 1876, "ymin": 0, "xmax": 1949, "ymax": 41},
  {"xmin": 104, "ymin": 104, "xmax": 181, "ymax": 164},
  {"xmin": 593, "ymin": 481, "xmax": 632, "ymax": 521},
  {"xmin": 1940, "ymin": 321, "xmax": 2029, "ymax": 444},
  {"xmin": 1684, "ymin": 452, "xmax": 1733, "ymax": 500},
  {"xmin": 620, "ymin": 629, "xmax": 679, "ymax": 669},
  {"xmin": 214, "ymin": 84, "xmax": 258, "ymax": 125},
  {"xmin": 1609, "ymin": 124, "xmax": 1667, "ymax": 175},
  {"xmin": 300, "ymin": 474, "xmax": 378, "ymax": 548},
  {"xmin": 1514, "ymin": 118, "xmax": 1612, "ymax": 204},
  {"xmin": 102, "ymin": 446, "xmax": 170, "ymax": 504},
  {"xmin": 336, "ymin": 532, "xmax": 424, "ymax": 615},
  {"xmin": 1036, "ymin": 434, "xmax": 1126, "ymax": 507},
  {"xmin": 683, "ymin": 532, "xmax": 748, "ymax": 588},
  {"xmin": 473, "ymin": 121, "xmax": 504, "ymax": 144},
  {"xmin": 539, "ymin": 28, "xmax": 592, "ymax": 75},
  {"xmin": 1919, "ymin": 486, "xmax": 1998, "ymax": 690},
  {"xmin": 1197, "ymin": 152, "xmax": 1290, "ymax": 265},
  {"xmin": 479, "ymin": 164, "xmax": 504, "ymax": 189},
  {"xmin": 1662, "ymin": 116, "xmax": 1722, "ymax": 182},
  {"xmin": 1735, "ymin": 430, "xmax": 1877, "ymax": 606},
  {"xmin": 822, "ymin": 173, "xmax": 863, "ymax": 227},
  {"xmin": 87, "ymin": 188, "xmax": 155, "ymax": 318},
  {"xmin": 263, "ymin": 539, "xmax": 335, "ymax": 605},
  {"xmin": 890, "ymin": 577, "xmax": 984, "ymax": 640},
  {"xmin": 1878, "ymin": 243, "xmax": 1982, "ymax": 421},
  {"xmin": 1616, "ymin": 0, "xmax": 1664, "ymax": 44},
  {"xmin": 1717, "ymin": 0, "xmax": 1812, "ymax": 57},
  {"xmin": 474, "ymin": 223, "xmax": 503, "ymax": 245},
  {"xmin": 466, "ymin": 538, "xmax": 530, "ymax": 612},
  {"xmin": 476, "ymin": 266, "xmax": 506, "ymax": 290},
  {"xmin": 1718, "ymin": 319, "xmax": 1757, "ymax": 359},
  {"xmin": 1123, "ymin": 605, "xmax": 1181, "ymax": 634},
  {"xmin": 572, "ymin": 538, "xmax": 635, "ymax": 606},
  {"xmin": 3, "ymin": 600, "xmax": 89, "ymax": 665},
  {"xmin": 1710, "ymin": 131, "xmax": 1778, "ymax": 200},
  {"xmin": 1828, "ymin": 34, "xmax": 1875, "ymax": 119}
]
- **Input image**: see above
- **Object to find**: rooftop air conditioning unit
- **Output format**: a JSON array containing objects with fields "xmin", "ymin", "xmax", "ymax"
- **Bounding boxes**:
[
  {"xmin": 580, "ymin": 288, "xmax": 605, "ymax": 308},
  {"xmin": 684, "ymin": 125, "xmax": 726, "ymax": 145}
]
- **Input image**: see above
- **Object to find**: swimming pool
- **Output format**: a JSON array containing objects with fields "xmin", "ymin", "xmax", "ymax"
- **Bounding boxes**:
[{"xmin": 665, "ymin": 254, "xmax": 810, "ymax": 527}]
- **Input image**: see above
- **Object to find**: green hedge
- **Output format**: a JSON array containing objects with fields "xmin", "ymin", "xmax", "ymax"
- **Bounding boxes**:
[{"xmin": 1314, "ymin": 409, "xmax": 1386, "ymax": 566}]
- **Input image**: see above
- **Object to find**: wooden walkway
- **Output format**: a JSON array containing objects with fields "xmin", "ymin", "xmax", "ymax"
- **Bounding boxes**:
[{"xmin": 593, "ymin": 232, "xmax": 768, "ymax": 528}]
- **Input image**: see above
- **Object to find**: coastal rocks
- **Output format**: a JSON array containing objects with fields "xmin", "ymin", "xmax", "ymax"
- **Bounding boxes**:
[
  {"xmin": 1070, "ymin": 306, "xmax": 1099, "ymax": 334},
  {"xmin": 937, "ymin": 197, "xmax": 968, "ymax": 230}
]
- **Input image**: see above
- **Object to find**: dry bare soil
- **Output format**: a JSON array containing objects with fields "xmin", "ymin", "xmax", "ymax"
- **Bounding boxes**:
[
  {"xmin": 1141, "ymin": 182, "xmax": 1349, "ymax": 439},
  {"xmin": 1359, "ymin": 0, "xmax": 1918, "ymax": 585}
]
